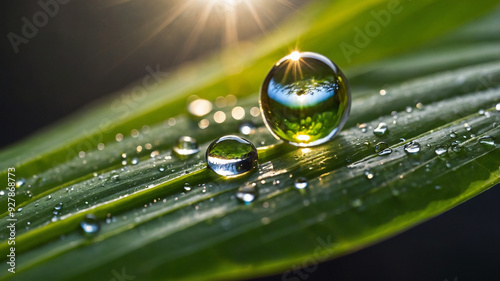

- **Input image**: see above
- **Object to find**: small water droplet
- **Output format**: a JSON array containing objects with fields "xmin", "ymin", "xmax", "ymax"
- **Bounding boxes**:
[
  {"xmin": 239, "ymin": 121, "xmax": 256, "ymax": 135},
  {"xmin": 260, "ymin": 51, "xmax": 351, "ymax": 147},
  {"xmin": 0, "ymin": 191, "xmax": 4, "ymax": 196},
  {"xmin": 374, "ymin": 142, "xmax": 392, "ymax": 156},
  {"xmin": 15, "ymin": 178, "xmax": 25, "ymax": 188},
  {"xmin": 48, "ymin": 195, "xmax": 52, "ymax": 199},
  {"xmin": 294, "ymin": 177, "xmax": 308, "ymax": 189},
  {"xmin": 206, "ymin": 135, "xmax": 258, "ymax": 177},
  {"xmin": 174, "ymin": 136, "xmax": 199, "ymax": 157},
  {"xmin": 373, "ymin": 123, "xmax": 389, "ymax": 137},
  {"xmin": 405, "ymin": 106, "xmax": 412, "ymax": 113},
  {"xmin": 111, "ymin": 175, "xmax": 120, "ymax": 181},
  {"xmin": 158, "ymin": 166, "xmax": 166, "ymax": 172},
  {"xmin": 451, "ymin": 141, "xmax": 462, "ymax": 152},
  {"xmin": 80, "ymin": 214, "xmax": 100, "ymax": 235},
  {"xmin": 188, "ymin": 98, "xmax": 212, "ymax": 117},
  {"xmin": 351, "ymin": 199, "xmax": 362, "ymax": 208},
  {"xmin": 364, "ymin": 170, "xmax": 374, "ymax": 179},
  {"xmin": 478, "ymin": 135, "xmax": 495, "ymax": 146},
  {"xmin": 404, "ymin": 141, "xmax": 421, "ymax": 154},
  {"xmin": 236, "ymin": 184, "xmax": 258, "ymax": 204},
  {"xmin": 184, "ymin": 183, "xmax": 192, "ymax": 191},
  {"xmin": 131, "ymin": 157, "xmax": 139, "ymax": 165},
  {"xmin": 434, "ymin": 146, "xmax": 447, "ymax": 155},
  {"xmin": 449, "ymin": 132, "xmax": 457, "ymax": 138},
  {"xmin": 496, "ymin": 103, "xmax": 500, "ymax": 111},
  {"xmin": 435, "ymin": 185, "xmax": 441, "ymax": 190}
]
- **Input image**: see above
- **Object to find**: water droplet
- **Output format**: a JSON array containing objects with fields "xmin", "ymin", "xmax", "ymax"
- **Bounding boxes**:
[
  {"xmin": 434, "ymin": 146, "xmax": 447, "ymax": 155},
  {"xmin": 236, "ymin": 184, "xmax": 258, "ymax": 204},
  {"xmin": 206, "ymin": 135, "xmax": 258, "ymax": 177},
  {"xmin": 80, "ymin": 214, "xmax": 100, "ymax": 235},
  {"xmin": 131, "ymin": 157, "xmax": 139, "ymax": 165},
  {"xmin": 373, "ymin": 123, "xmax": 389, "ymax": 137},
  {"xmin": 260, "ymin": 51, "xmax": 351, "ymax": 147},
  {"xmin": 188, "ymin": 98, "xmax": 212, "ymax": 117},
  {"xmin": 239, "ymin": 121, "xmax": 256, "ymax": 135},
  {"xmin": 184, "ymin": 183, "xmax": 192, "ymax": 191},
  {"xmin": 173, "ymin": 136, "xmax": 199, "ymax": 156},
  {"xmin": 364, "ymin": 170, "xmax": 374, "ymax": 179},
  {"xmin": 351, "ymin": 199, "xmax": 362, "ymax": 208},
  {"xmin": 374, "ymin": 142, "xmax": 392, "ymax": 156},
  {"xmin": 0, "ymin": 191, "xmax": 4, "ymax": 196},
  {"xmin": 449, "ymin": 132, "xmax": 457, "ymax": 138},
  {"xmin": 15, "ymin": 178, "xmax": 25, "ymax": 188},
  {"xmin": 496, "ymin": 103, "xmax": 500, "ymax": 111},
  {"xmin": 451, "ymin": 141, "xmax": 462, "ymax": 152},
  {"xmin": 405, "ymin": 106, "xmax": 412, "ymax": 113},
  {"xmin": 404, "ymin": 141, "xmax": 421, "ymax": 154},
  {"xmin": 478, "ymin": 135, "xmax": 495, "ymax": 146},
  {"xmin": 111, "ymin": 175, "xmax": 120, "ymax": 181},
  {"xmin": 294, "ymin": 177, "xmax": 308, "ymax": 189},
  {"xmin": 158, "ymin": 166, "xmax": 166, "ymax": 172}
]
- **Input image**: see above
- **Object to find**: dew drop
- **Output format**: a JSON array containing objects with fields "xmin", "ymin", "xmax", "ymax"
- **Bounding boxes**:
[
  {"xmin": 206, "ymin": 135, "xmax": 258, "ymax": 177},
  {"xmin": 184, "ymin": 183, "xmax": 192, "ymax": 192},
  {"xmin": 294, "ymin": 177, "xmax": 308, "ymax": 189},
  {"xmin": 478, "ymin": 135, "xmax": 495, "ymax": 146},
  {"xmin": 451, "ymin": 141, "xmax": 462, "ymax": 152},
  {"xmin": 404, "ymin": 141, "xmax": 421, "ymax": 154},
  {"xmin": 131, "ymin": 157, "xmax": 139, "ymax": 165},
  {"xmin": 449, "ymin": 132, "xmax": 457, "ymax": 138},
  {"xmin": 351, "ymin": 199, "xmax": 363, "ymax": 208},
  {"xmin": 80, "ymin": 214, "xmax": 100, "ymax": 235},
  {"xmin": 173, "ymin": 136, "xmax": 199, "ymax": 156},
  {"xmin": 260, "ymin": 51, "xmax": 351, "ymax": 147},
  {"xmin": 374, "ymin": 142, "xmax": 392, "ymax": 156},
  {"xmin": 364, "ymin": 170, "xmax": 374, "ymax": 179},
  {"xmin": 236, "ymin": 184, "xmax": 258, "ymax": 204},
  {"xmin": 373, "ymin": 123, "xmax": 389, "ymax": 137},
  {"xmin": 0, "ymin": 191, "xmax": 4, "ymax": 196},
  {"xmin": 15, "ymin": 178, "xmax": 26, "ymax": 188},
  {"xmin": 434, "ymin": 146, "xmax": 447, "ymax": 155},
  {"xmin": 496, "ymin": 103, "xmax": 500, "ymax": 111},
  {"xmin": 239, "ymin": 121, "xmax": 256, "ymax": 135}
]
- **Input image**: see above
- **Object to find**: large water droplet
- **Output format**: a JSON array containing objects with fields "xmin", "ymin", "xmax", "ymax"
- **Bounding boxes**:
[
  {"xmin": 80, "ymin": 214, "xmax": 100, "ymax": 235},
  {"xmin": 374, "ymin": 142, "xmax": 392, "ymax": 156},
  {"xmin": 404, "ymin": 141, "xmax": 421, "ymax": 154},
  {"xmin": 373, "ymin": 123, "xmax": 389, "ymax": 137},
  {"xmin": 294, "ymin": 177, "xmax": 308, "ymax": 189},
  {"xmin": 174, "ymin": 136, "xmax": 199, "ymax": 157},
  {"xmin": 478, "ymin": 135, "xmax": 495, "ymax": 146},
  {"xmin": 236, "ymin": 184, "xmax": 258, "ymax": 204},
  {"xmin": 206, "ymin": 135, "xmax": 258, "ymax": 177},
  {"xmin": 260, "ymin": 51, "xmax": 351, "ymax": 147}
]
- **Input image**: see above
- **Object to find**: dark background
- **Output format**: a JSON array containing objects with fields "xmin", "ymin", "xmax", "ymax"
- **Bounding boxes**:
[{"xmin": 1, "ymin": 1, "xmax": 499, "ymax": 280}]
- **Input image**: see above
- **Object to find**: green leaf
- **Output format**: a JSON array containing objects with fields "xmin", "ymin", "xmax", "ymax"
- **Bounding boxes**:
[{"xmin": 1, "ymin": 1, "xmax": 500, "ymax": 280}]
